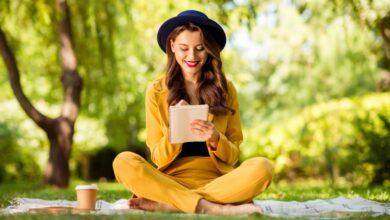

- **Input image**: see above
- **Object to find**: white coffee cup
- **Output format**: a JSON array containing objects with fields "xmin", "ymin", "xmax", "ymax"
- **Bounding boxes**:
[{"xmin": 75, "ymin": 184, "xmax": 98, "ymax": 210}]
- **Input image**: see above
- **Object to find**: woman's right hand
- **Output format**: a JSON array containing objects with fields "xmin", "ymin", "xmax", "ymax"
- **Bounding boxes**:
[{"xmin": 176, "ymin": 99, "xmax": 189, "ymax": 106}]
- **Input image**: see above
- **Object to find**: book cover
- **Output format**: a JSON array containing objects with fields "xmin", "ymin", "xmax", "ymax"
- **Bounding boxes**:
[{"xmin": 169, "ymin": 104, "xmax": 209, "ymax": 144}]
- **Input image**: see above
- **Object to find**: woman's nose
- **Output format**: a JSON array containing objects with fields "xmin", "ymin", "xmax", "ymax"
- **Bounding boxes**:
[{"xmin": 187, "ymin": 49, "xmax": 197, "ymax": 59}]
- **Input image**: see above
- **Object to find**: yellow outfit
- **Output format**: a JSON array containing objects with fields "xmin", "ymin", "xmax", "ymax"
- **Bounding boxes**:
[{"xmin": 113, "ymin": 78, "xmax": 274, "ymax": 213}]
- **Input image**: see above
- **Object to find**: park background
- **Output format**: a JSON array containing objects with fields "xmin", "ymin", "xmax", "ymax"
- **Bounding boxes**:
[{"xmin": 0, "ymin": 0, "xmax": 389, "ymax": 200}]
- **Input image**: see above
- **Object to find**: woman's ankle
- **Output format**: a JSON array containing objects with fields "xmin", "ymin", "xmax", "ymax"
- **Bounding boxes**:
[
  {"xmin": 195, "ymin": 199, "xmax": 262, "ymax": 216},
  {"xmin": 195, "ymin": 199, "xmax": 220, "ymax": 214}
]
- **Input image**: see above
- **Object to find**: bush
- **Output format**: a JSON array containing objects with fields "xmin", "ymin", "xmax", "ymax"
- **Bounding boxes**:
[
  {"xmin": 352, "ymin": 111, "xmax": 390, "ymax": 185},
  {"xmin": 0, "ymin": 122, "xmax": 41, "ymax": 182},
  {"xmin": 244, "ymin": 92, "xmax": 390, "ymax": 185}
]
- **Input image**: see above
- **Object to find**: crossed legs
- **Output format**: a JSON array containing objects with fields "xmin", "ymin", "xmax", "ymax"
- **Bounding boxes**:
[{"xmin": 113, "ymin": 152, "xmax": 273, "ymax": 215}]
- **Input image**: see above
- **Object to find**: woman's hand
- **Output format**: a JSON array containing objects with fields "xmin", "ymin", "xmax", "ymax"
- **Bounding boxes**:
[
  {"xmin": 175, "ymin": 99, "xmax": 219, "ymax": 149},
  {"xmin": 190, "ymin": 119, "xmax": 219, "ymax": 150}
]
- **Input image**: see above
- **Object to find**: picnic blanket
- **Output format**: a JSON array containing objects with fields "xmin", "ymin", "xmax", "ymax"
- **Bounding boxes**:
[{"xmin": 1, "ymin": 196, "xmax": 389, "ymax": 217}]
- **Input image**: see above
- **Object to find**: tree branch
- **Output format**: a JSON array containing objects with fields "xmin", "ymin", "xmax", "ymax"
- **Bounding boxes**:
[
  {"xmin": 379, "ymin": 17, "xmax": 390, "ymax": 61},
  {"xmin": 0, "ymin": 28, "xmax": 52, "ymax": 130}
]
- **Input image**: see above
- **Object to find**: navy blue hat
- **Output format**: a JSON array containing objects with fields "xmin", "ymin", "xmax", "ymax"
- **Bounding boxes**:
[{"xmin": 157, "ymin": 10, "xmax": 226, "ymax": 53}]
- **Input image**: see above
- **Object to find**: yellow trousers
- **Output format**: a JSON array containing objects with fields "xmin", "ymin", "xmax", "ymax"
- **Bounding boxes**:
[{"xmin": 113, "ymin": 152, "xmax": 273, "ymax": 213}]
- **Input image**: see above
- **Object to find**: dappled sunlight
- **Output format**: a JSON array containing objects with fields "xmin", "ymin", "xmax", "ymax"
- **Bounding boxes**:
[{"xmin": 0, "ymin": 0, "xmax": 389, "ymax": 202}]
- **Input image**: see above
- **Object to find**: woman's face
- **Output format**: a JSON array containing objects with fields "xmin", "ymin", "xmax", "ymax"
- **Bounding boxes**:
[{"xmin": 170, "ymin": 30, "xmax": 208, "ymax": 78}]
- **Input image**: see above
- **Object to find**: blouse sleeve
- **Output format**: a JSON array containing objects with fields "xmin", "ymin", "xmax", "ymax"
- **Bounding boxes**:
[
  {"xmin": 207, "ymin": 81, "xmax": 243, "ymax": 166},
  {"xmin": 145, "ymin": 84, "xmax": 181, "ymax": 169}
]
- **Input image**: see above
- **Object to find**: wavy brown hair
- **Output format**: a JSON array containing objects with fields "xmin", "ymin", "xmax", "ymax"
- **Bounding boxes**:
[{"xmin": 165, "ymin": 23, "xmax": 235, "ymax": 115}]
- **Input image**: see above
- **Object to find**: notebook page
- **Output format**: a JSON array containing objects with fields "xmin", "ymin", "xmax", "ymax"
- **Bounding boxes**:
[{"xmin": 169, "ymin": 105, "xmax": 209, "ymax": 144}]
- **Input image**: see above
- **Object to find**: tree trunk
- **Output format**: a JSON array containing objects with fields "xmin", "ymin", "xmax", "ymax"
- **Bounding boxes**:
[
  {"xmin": 378, "ymin": 15, "xmax": 390, "ymax": 92},
  {"xmin": 44, "ymin": 118, "xmax": 73, "ymax": 187},
  {"xmin": 0, "ymin": 0, "xmax": 82, "ymax": 188}
]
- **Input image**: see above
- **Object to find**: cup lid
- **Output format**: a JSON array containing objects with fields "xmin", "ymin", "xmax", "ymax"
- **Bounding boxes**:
[{"xmin": 75, "ymin": 184, "xmax": 98, "ymax": 190}]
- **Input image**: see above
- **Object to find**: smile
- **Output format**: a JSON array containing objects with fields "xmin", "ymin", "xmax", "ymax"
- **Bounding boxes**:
[{"xmin": 184, "ymin": 61, "xmax": 199, "ymax": 68}]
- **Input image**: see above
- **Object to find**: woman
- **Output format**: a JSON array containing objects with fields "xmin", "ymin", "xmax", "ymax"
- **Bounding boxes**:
[{"xmin": 113, "ymin": 10, "xmax": 274, "ymax": 215}]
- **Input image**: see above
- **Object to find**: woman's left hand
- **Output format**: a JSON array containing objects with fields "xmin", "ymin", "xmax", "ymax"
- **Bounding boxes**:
[{"xmin": 190, "ymin": 119, "xmax": 219, "ymax": 149}]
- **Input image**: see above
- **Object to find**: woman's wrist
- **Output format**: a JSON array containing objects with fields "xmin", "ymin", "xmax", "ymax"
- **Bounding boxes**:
[{"xmin": 208, "ymin": 133, "xmax": 220, "ymax": 150}]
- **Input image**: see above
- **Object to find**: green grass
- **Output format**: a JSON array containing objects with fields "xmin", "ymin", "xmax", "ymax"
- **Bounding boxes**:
[
  {"xmin": 0, "ymin": 180, "xmax": 130, "ymax": 207},
  {"xmin": 0, "ymin": 179, "xmax": 389, "ymax": 219}
]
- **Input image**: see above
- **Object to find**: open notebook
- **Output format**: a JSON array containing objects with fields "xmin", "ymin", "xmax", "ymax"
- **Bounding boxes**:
[{"xmin": 169, "ymin": 104, "xmax": 209, "ymax": 144}]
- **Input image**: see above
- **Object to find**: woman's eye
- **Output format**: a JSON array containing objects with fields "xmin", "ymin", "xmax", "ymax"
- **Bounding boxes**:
[{"xmin": 178, "ymin": 47, "xmax": 204, "ymax": 52}]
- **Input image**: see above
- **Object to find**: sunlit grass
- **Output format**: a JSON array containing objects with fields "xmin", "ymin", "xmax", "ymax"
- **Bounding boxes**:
[
  {"xmin": 1, "ymin": 179, "xmax": 389, "ymax": 208},
  {"xmin": 0, "ymin": 179, "xmax": 389, "ymax": 219},
  {"xmin": 0, "ymin": 180, "xmax": 130, "ymax": 208},
  {"xmin": 258, "ymin": 180, "xmax": 390, "ymax": 202}
]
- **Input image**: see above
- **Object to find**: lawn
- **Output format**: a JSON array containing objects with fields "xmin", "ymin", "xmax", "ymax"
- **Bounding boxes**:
[{"xmin": 0, "ymin": 179, "xmax": 389, "ymax": 219}]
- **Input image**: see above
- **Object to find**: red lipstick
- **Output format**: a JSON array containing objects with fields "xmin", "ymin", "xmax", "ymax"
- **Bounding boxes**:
[{"xmin": 184, "ymin": 61, "xmax": 199, "ymax": 68}]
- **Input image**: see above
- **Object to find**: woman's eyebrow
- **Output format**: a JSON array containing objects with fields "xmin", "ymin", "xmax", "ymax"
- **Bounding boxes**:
[{"xmin": 178, "ymin": 43, "xmax": 203, "ymax": 46}]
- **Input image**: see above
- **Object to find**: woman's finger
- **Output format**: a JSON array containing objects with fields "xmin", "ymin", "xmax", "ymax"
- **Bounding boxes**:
[
  {"xmin": 176, "ymin": 99, "xmax": 189, "ymax": 106},
  {"xmin": 190, "ymin": 128, "xmax": 212, "ymax": 139},
  {"xmin": 191, "ymin": 122, "xmax": 210, "ymax": 131},
  {"xmin": 192, "ymin": 120, "xmax": 213, "ymax": 128}
]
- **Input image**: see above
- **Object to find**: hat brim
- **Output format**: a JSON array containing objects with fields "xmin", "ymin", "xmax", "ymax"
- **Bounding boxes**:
[{"xmin": 157, "ymin": 15, "xmax": 226, "ymax": 53}]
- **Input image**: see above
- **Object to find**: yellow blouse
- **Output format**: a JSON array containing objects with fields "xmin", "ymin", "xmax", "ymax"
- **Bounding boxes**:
[{"xmin": 145, "ymin": 77, "xmax": 243, "ymax": 174}]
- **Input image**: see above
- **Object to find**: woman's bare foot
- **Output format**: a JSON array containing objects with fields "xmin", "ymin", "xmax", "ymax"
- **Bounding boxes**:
[
  {"xmin": 196, "ymin": 199, "xmax": 262, "ymax": 216},
  {"xmin": 128, "ymin": 197, "xmax": 179, "ymax": 212},
  {"xmin": 127, "ymin": 197, "xmax": 262, "ymax": 215}
]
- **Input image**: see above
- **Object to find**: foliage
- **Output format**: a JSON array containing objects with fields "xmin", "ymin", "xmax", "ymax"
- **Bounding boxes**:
[
  {"xmin": 243, "ymin": 93, "xmax": 390, "ymax": 186},
  {"xmin": 234, "ymin": 1, "xmax": 387, "ymax": 126},
  {"xmin": 1, "ymin": 0, "xmax": 390, "ymax": 184},
  {"xmin": 352, "ymin": 109, "xmax": 390, "ymax": 185},
  {"xmin": 0, "ymin": 109, "xmax": 41, "ymax": 182}
]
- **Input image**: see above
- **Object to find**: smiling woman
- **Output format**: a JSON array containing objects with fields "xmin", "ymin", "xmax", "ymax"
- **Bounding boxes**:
[
  {"xmin": 170, "ymin": 27, "xmax": 207, "ymax": 80},
  {"xmin": 164, "ymin": 22, "xmax": 233, "ymax": 114},
  {"xmin": 112, "ymin": 10, "xmax": 274, "ymax": 215}
]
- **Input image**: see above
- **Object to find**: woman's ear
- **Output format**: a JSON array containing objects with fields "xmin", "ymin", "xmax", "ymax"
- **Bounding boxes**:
[{"xmin": 170, "ymin": 40, "xmax": 175, "ymax": 53}]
